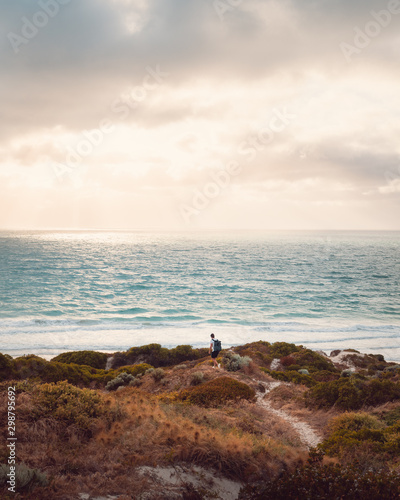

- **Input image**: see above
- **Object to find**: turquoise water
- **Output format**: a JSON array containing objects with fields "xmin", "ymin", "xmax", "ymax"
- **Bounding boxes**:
[{"xmin": 0, "ymin": 231, "xmax": 399, "ymax": 360}]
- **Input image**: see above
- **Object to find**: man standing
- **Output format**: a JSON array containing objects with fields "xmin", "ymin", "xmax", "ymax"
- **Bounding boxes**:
[{"xmin": 209, "ymin": 333, "xmax": 221, "ymax": 369}]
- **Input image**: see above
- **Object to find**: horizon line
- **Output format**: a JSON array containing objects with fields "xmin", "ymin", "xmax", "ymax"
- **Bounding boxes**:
[{"xmin": 1, "ymin": 228, "xmax": 400, "ymax": 233}]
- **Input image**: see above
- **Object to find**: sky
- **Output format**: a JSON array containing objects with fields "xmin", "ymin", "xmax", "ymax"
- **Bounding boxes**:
[{"xmin": 1, "ymin": 0, "xmax": 400, "ymax": 230}]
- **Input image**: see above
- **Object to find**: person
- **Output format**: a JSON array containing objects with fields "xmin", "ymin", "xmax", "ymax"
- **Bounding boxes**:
[{"xmin": 209, "ymin": 333, "xmax": 220, "ymax": 369}]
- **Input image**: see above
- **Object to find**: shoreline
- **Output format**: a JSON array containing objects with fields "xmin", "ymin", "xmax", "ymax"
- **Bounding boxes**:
[{"xmin": 2, "ymin": 342, "xmax": 399, "ymax": 365}]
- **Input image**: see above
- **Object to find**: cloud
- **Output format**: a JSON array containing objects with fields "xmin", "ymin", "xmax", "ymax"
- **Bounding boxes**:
[
  {"xmin": 379, "ymin": 178, "xmax": 400, "ymax": 194},
  {"xmin": 0, "ymin": 0, "xmax": 399, "ymax": 229}
]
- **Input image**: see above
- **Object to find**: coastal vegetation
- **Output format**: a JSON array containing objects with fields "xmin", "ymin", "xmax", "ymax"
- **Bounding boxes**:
[
  {"xmin": 51, "ymin": 350, "xmax": 108, "ymax": 370},
  {"xmin": 110, "ymin": 343, "xmax": 208, "ymax": 368},
  {"xmin": 1, "ymin": 342, "xmax": 400, "ymax": 498},
  {"xmin": 177, "ymin": 376, "xmax": 256, "ymax": 407}
]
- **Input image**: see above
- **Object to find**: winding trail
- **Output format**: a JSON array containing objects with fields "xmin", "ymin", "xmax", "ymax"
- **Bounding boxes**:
[{"xmin": 255, "ymin": 381, "xmax": 321, "ymax": 449}]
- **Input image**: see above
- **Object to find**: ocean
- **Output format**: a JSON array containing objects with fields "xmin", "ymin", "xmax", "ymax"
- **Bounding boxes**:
[{"xmin": 0, "ymin": 230, "xmax": 399, "ymax": 361}]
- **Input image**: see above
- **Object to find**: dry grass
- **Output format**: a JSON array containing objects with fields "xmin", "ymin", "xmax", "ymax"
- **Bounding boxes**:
[
  {"xmin": 2, "ymin": 342, "xmax": 398, "ymax": 498},
  {"xmin": 0, "ymin": 381, "xmax": 305, "ymax": 499}
]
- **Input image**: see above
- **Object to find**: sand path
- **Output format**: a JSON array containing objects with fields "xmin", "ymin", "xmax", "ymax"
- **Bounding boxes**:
[{"xmin": 255, "ymin": 380, "xmax": 321, "ymax": 449}]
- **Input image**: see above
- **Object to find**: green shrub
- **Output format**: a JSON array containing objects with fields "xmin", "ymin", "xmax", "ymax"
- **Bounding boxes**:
[
  {"xmin": 173, "ymin": 364, "xmax": 187, "ymax": 370},
  {"xmin": 384, "ymin": 422, "xmax": 400, "ymax": 454},
  {"xmin": 240, "ymin": 450, "xmax": 400, "ymax": 499},
  {"xmin": 268, "ymin": 342, "xmax": 300, "ymax": 358},
  {"xmin": 292, "ymin": 349, "xmax": 337, "ymax": 373},
  {"xmin": 318, "ymin": 411, "xmax": 400, "ymax": 461},
  {"xmin": 13, "ymin": 355, "xmax": 48, "ymax": 379},
  {"xmin": 170, "ymin": 344, "xmax": 208, "ymax": 365},
  {"xmin": 363, "ymin": 379, "xmax": 400, "ymax": 406},
  {"xmin": 233, "ymin": 342, "xmax": 272, "ymax": 367},
  {"xmin": 11, "ymin": 356, "xmax": 96, "ymax": 385},
  {"xmin": 106, "ymin": 372, "xmax": 139, "ymax": 391},
  {"xmin": 7, "ymin": 354, "xmax": 151, "ymax": 388},
  {"xmin": 261, "ymin": 368, "xmax": 316, "ymax": 388},
  {"xmin": 320, "ymin": 413, "xmax": 386, "ymax": 458},
  {"xmin": 111, "ymin": 344, "xmax": 208, "ymax": 368},
  {"xmin": 0, "ymin": 463, "xmax": 48, "ymax": 491},
  {"xmin": 235, "ymin": 341, "xmax": 270, "ymax": 354},
  {"xmin": 381, "ymin": 406, "xmax": 400, "ymax": 426},
  {"xmin": 151, "ymin": 368, "xmax": 165, "ymax": 382},
  {"xmin": 178, "ymin": 376, "xmax": 255, "ymax": 407},
  {"xmin": 52, "ymin": 350, "xmax": 108, "ymax": 369},
  {"xmin": 329, "ymin": 412, "xmax": 384, "ymax": 433},
  {"xmin": 306, "ymin": 378, "xmax": 400, "ymax": 410},
  {"xmin": 114, "ymin": 364, "xmax": 152, "ymax": 378},
  {"xmin": 223, "ymin": 352, "xmax": 252, "ymax": 372},
  {"xmin": 31, "ymin": 381, "xmax": 111, "ymax": 435},
  {"xmin": 190, "ymin": 371, "xmax": 204, "ymax": 386},
  {"xmin": 0, "ymin": 353, "xmax": 14, "ymax": 381}
]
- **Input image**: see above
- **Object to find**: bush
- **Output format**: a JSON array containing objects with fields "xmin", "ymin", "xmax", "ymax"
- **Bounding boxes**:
[
  {"xmin": 268, "ymin": 342, "xmax": 300, "ymax": 358},
  {"xmin": 306, "ymin": 378, "xmax": 400, "ymax": 410},
  {"xmin": 31, "ymin": 381, "xmax": 111, "ymax": 435},
  {"xmin": 328, "ymin": 412, "xmax": 384, "ymax": 433},
  {"xmin": 13, "ymin": 357, "xmax": 109, "ymax": 387},
  {"xmin": 280, "ymin": 356, "xmax": 296, "ymax": 367},
  {"xmin": 106, "ymin": 372, "xmax": 139, "ymax": 391},
  {"xmin": 320, "ymin": 412, "xmax": 400, "ymax": 461},
  {"xmin": 0, "ymin": 353, "xmax": 13, "ymax": 381},
  {"xmin": 223, "ymin": 352, "xmax": 251, "ymax": 372},
  {"xmin": 6, "ymin": 354, "xmax": 152, "ymax": 388},
  {"xmin": 52, "ymin": 350, "xmax": 108, "ymax": 369},
  {"xmin": 114, "ymin": 364, "xmax": 152, "ymax": 378},
  {"xmin": 178, "ymin": 376, "xmax": 255, "ymax": 407},
  {"xmin": 261, "ymin": 368, "xmax": 316, "ymax": 388},
  {"xmin": 240, "ymin": 450, "xmax": 400, "ymax": 499},
  {"xmin": 151, "ymin": 368, "xmax": 165, "ymax": 382},
  {"xmin": 292, "ymin": 349, "xmax": 337, "ymax": 373},
  {"xmin": 0, "ymin": 463, "xmax": 48, "ymax": 491},
  {"xmin": 320, "ymin": 412, "xmax": 385, "ymax": 459},
  {"xmin": 381, "ymin": 406, "xmax": 400, "ymax": 426},
  {"xmin": 173, "ymin": 364, "xmax": 187, "ymax": 370},
  {"xmin": 190, "ymin": 371, "xmax": 204, "ymax": 386},
  {"xmin": 307, "ymin": 370, "xmax": 336, "ymax": 383},
  {"xmin": 111, "ymin": 344, "xmax": 208, "ymax": 368}
]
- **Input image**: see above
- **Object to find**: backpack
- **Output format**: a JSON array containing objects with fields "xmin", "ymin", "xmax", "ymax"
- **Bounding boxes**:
[{"xmin": 213, "ymin": 339, "xmax": 222, "ymax": 352}]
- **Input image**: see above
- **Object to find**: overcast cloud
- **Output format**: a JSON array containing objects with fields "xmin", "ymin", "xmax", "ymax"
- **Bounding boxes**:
[{"xmin": 1, "ymin": 0, "xmax": 399, "ymax": 229}]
